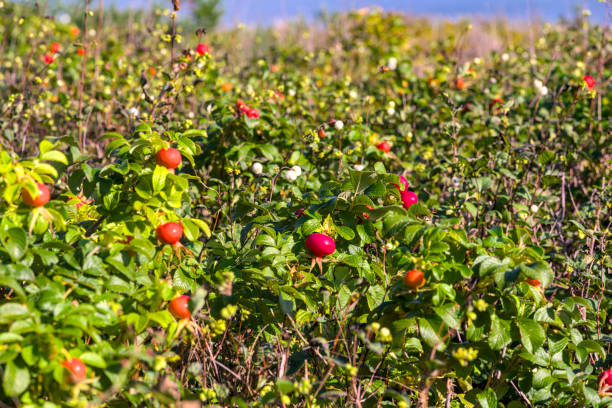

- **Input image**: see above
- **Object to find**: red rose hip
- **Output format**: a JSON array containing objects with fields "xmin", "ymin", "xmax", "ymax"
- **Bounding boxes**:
[
  {"xmin": 599, "ymin": 369, "xmax": 612, "ymax": 386},
  {"xmin": 401, "ymin": 190, "xmax": 418, "ymax": 210},
  {"xmin": 155, "ymin": 147, "xmax": 182, "ymax": 169},
  {"xmin": 376, "ymin": 141, "xmax": 391, "ymax": 153},
  {"xmin": 168, "ymin": 295, "xmax": 191, "ymax": 319},
  {"xmin": 196, "ymin": 43, "xmax": 210, "ymax": 56},
  {"xmin": 305, "ymin": 233, "xmax": 335, "ymax": 258},
  {"xmin": 22, "ymin": 183, "xmax": 50, "ymax": 207},
  {"xmin": 583, "ymin": 75, "xmax": 595, "ymax": 90},
  {"xmin": 62, "ymin": 358, "xmax": 86, "ymax": 383},
  {"xmin": 392, "ymin": 175, "xmax": 409, "ymax": 193},
  {"xmin": 156, "ymin": 222, "xmax": 183, "ymax": 245}
]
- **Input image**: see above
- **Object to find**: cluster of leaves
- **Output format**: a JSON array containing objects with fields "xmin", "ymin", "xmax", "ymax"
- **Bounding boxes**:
[{"xmin": 0, "ymin": 1, "xmax": 610, "ymax": 407}]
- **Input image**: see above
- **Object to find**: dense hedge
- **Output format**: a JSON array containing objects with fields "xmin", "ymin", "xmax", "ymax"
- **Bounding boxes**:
[{"xmin": 0, "ymin": 2, "xmax": 610, "ymax": 407}]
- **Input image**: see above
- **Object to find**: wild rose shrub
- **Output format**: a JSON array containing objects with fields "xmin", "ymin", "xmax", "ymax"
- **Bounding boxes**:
[{"xmin": 0, "ymin": 2, "xmax": 610, "ymax": 407}]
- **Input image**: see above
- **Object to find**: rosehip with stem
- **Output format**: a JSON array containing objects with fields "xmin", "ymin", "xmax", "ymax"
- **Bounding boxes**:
[
  {"xmin": 305, "ymin": 233, "xmax": 335, "ymax": 258},
  {"xmin": 155, "ymin": 147, "xmax": 182, "ymax": 170},
  {"xmin": 168, "ymin": 295, "xmax": 191, "ymax": 319},
  {"xmin": 22, "ymin": 183, "xmax": 50, "ymax": 207},
  {"xmin": 156, "ymin": 222, "xmax": 183, "ymax": 245},
  {"xmin": 401, "ymin": 190, "xmax": 418, "ymax": 210},
  {"xmin": 403, "ymin": 269, "xmax": 425, "ymax": 288},
  {"xmin": 62, "ymin": 358, "xmax": 86, "ymax": 383}
]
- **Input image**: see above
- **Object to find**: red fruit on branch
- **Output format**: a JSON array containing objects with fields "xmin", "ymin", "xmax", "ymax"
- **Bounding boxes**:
[
  {"xmin": 456, "ymin": 77, "xmax": 465, "ymax": 90},
  {"xmin": 392, "ymin": 175, "xmax": 409, "ymax": 193},
  {"xmin": 22, "ymin": 183, "xmax": 50, "ymax": 207},
  {"xmin": 305, "ymin": 233, "xmax": 336, "ymax": 257},
  {"xmin": 245, "ymin": 108, "xmax": 260, "ymax": 119},
  {"xmin": 401, "ymin": 190, "xmax": 418, "ymax": 210},
  {"xmin": 62, "ymin": 358, "xmax": 86, "ymax": 383},
  {"xmin": 155, "ymin": 147, "xmax": 182, "ymax": 169},
  {"xmin": 599, "ymin": 369, "xmax": 612, "ymax": 385},
  {"xmin": 43, "ymin": 53, "xmax": 54, "ymax": 64},
  {"xmin": 403, "ymin": 269, "xmax": 425, "ymax": 288},
  {"xmin": 196, "ymin": 43, "xmax": 210, "ymax": 56},
  {"xmin": 583, "ymin": 75, "xmax": 595, "ymax": 90},
  {"xmin": 156, "ymin": 222, "xmax": 183, "ymax": 245},
  {"xmin": 376, "ymin": 141, "xmax": 391, "ymax": 153},
  {"xmin": 50, "ymin": 42, "xmax": 61, "ymax": 53},
  {"xmin": 294, "ymin": 208, "xmax": 306, "ymax": 217},
  {"xmin": 168, "ymin": 295, "xmax": 191, "ymax": 319}
]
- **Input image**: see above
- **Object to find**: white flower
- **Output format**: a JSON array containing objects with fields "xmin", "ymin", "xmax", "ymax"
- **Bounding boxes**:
[
  {"xmin": 387, "ymin": 107, "xmax": 395, "ymax": 115},
  {"xmin": 533, "ymin": 79, "xmax": 543, "ymax": 89},
  {"xmin": 285, "ymin": 170, "xmax": 298, "ymax": 181},
  {"xmin": 473, "ymin": 57, "xmax": 482, "ymax": 65},
  {"xmin": 291, "ymin": 165, "xmax": 302, "ymax": 176},
  {"xmin": 349, "ymin": 89, "xmax": 358, "ymax": 99},
  {"xmin": 252, "ymin": 162, "xmax": 263, "ymax": 175},
  {"xmin": 490, "ymin": 78, "xmax": 497, "ymax": 84},
  {"xmin": 355, "ymin": 164, "xmax": 365, "ymax": 171},
  {"xmin": 530, "ymin": 204, "xmax": 539, "ymax": 213},
  {"xmin": 288, "ymin": 89, "xmax": 296, "ymax": 97},
  {"xmin": 388, "ymin": 57, "xmax": 398, "ymax": 70},
  {"xmin": 539, "ymin": 86, "xmax": 548, "ymax": 96},
  {"xmin": 501, "ymin": 53, "xmax": 510, "ymax": 62},
  {"xmin": 128, "ymin": 107, "xmax": 139, "ymax": 116},
  {"xmin": 334, "ymin": 120, "xmax": 344, "ymax": 130},
  {"xmin": 57, "ymin": 13, "xmax": 71, "ymax": 24}
]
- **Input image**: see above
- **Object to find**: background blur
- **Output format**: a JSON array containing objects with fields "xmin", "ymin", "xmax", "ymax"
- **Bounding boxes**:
[{"xmin": 39, "ymin": 0, "xmax": 605, "ymax": 28}]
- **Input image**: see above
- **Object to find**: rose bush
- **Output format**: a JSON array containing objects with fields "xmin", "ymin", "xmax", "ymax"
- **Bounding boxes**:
[{"xmin": 0, "ymin": 2, "xmax": 610, "ymax": 407}]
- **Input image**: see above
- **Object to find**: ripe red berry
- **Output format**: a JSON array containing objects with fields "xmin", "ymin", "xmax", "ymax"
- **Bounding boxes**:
[
  {"xmin": 401, "ymin": 190, "xmax": 418, "ymax": 210},
  {"xmin": 599, "ymin": 369, "xmax": 612, "ymax": 386},
  {"xmin": 62, "ymin": 358, "xmax": 86, "ymax": 383},
  {"xmin": 403, "ymin": 269, "xmax": 425, "ymax": 288},
  {"xmin": 155, "ymin": 147, "xmax": 182, "ymax": 169},
  {"xmin": 245, "ymin": 108, "xmax": 260, "ymax": 119},
  {"xmin": 376, "ymin": 141, "xmax": 391, "ymax": 153},
  {"xmin": 318, "ymin": 128, "xmax": 326, "ymax": 139},
  {"xmin": 294, "ymin": 208, "xmax": 306, "ymax": 217},
  {"xmin": 583, "ymin": 75, "xmax": 595, "ymax": 90},
  {"xmin": 43, "ymin": 53, "xmax": 54, "ymax": 64},
  {"xmin": 196, "ymin": 43, "xmax": 210, "ymax": 56},
  {"xmin": 456, "ymin": 77, "xmax": 465, "ymax": 90},
  {"xmin": 50, "ymin": 42, "xmax": 61, "ymax": 53},
  {"xmin": 156, "ymin": 222, "xmax": 183, "ymax": 245},
  {"xmin": 168, "ymin": 295, "xmax": 191, "ymax": 319},
  {"xmin": 77, "ymin": 48, "xmax": 86, "ymax": 56},
  {"xmin": 392, "ymin": 175, "xmax": 409, "ymax": 193},
  {"xmin": 22, "ymin": 183, "xmax": 50, "ymax": 207},
  {"xmin": 305, "ymin": 233, "xmax": 336, "ymax": 258}
]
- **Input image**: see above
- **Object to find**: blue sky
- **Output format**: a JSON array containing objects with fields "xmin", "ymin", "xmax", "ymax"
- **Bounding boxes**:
[{"xmin": 77, "ymin": 0, "xmax": 606, "ymax": 25}]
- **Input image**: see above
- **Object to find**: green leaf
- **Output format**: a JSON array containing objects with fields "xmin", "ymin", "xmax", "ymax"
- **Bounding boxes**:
[
  {"xmin": 2, "ymin": 359, "xmax": 29, "ymax": 396},
  {"xmin": 152, "ymin": 165, "xmax": 168, "ymax": 192},
  {"xmin": 476, "ymin": 388, "xmax": 497, "ymax": 408},
  {"xmin": 489, "ymin": 314, "xmax": 512, "ymax": 350},
  {"xmin": 188, "ymin": 288, "xmax": 207, "ymax": 316},
  {"xmin": 39, "ymin": 150, "xmax": 68, "ymax": 165},
  {"xmin": 516, "ymin": 317, "xmax": 546, "ymax": 354},
  {"xmin": 79, "ymin": 352, "xmax": 107, "ymax": 368},
  {"xmin": 301, "ymin": 219, "xmax": 320, "ymax": 236}
]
